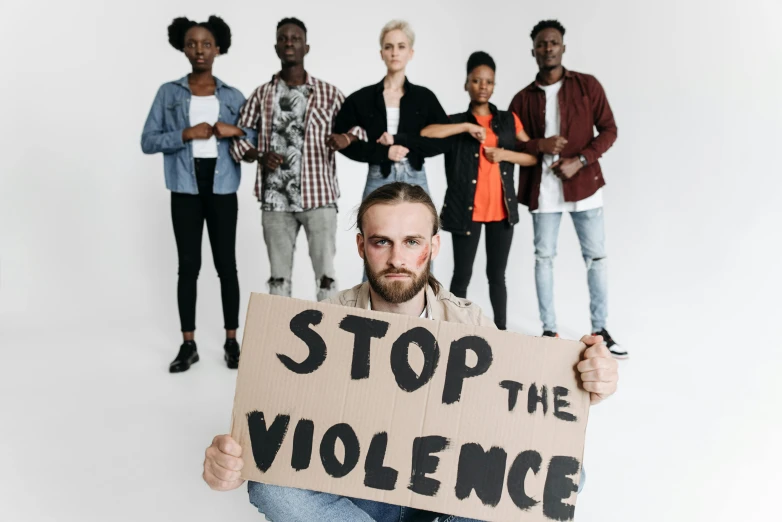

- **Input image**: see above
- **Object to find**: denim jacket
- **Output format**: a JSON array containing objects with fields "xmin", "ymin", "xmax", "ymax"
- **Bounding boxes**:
[{"xmin": 141, "ymin": 76, "xmax": 246, "ymax": 194}]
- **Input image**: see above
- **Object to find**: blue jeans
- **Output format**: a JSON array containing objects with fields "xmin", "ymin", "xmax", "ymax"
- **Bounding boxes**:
[
  {"xmin": 362, "ymin": 162, "xmax": 430, "ymax": 200},
  {"xmin": 533, "ymin": 208, "xmax": 608, "ymax": 333},
  {"xmin": 248, "ymin": 482, "xmax": 483, "ymax": 521}
]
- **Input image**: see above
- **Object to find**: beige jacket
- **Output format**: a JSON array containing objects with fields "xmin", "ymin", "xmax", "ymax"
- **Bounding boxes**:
[{"xmin": 324, "ymin": 282, "xmax": 497, "ymax": 328}]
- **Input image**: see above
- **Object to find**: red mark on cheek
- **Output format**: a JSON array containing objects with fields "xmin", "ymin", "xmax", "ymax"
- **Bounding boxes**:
[{"xmin": 416, "ymin": 245, "xmax": 430, "ymax": 267}]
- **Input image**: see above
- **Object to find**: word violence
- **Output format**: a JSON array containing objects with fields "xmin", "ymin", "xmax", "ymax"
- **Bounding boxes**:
[{"xmin": 248, "ymin": 412, "xmax": 579, "ymax": 520}]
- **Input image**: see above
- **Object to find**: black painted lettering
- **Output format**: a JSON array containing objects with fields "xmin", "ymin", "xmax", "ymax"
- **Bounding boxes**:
[
  {"xmin": 339, "ymin": 315, "xmax": 390, "ymax": 380},
  {"xmin": 442, "ymin": 336, "xmax": 493, "ymax": 405},
  {"xmin": 246, "ymin": 411, "xmax": 290, "ymax": 472},
  {"xmin": 290, "ymin": 419, "xmax": 314, "ymax": 471},
  {"xmin": 364, "ymin": 432, "xmax": 399, "ymax": 491},
  {"xmin": 390, "ymin": 327, "xmax": 440, "ymax": 392},
  {"xmin": 500, "ymin": 380, "xmax": 524, "ymax": 412},
  {"xmin": 507, "ymin": 450, "xmax": 542, "ymax": 511},
  {"xmin": 553, "ymin": 387, "xmax": 577, "ymax": 422},
  {"xmin": 319, "ymin": 423, "xmax": 361, "ymax": 478},
  {"xmin": 454, "ymin": 443, "xmax": 507, "ymax": 507},
  {"xmin": 281, "ymin": 310, "xmax": 327, "ymax": 374},
  {"xmin": 527, "ymin": 383, "xmax": 549, "ymax": 415},
  {"xmin": 409, "ymin": 435, "xmax": 449, "ymax": 496},
  {"xmin": 543, "ymin": 456, "xmax": 580, "ymax": 521}
]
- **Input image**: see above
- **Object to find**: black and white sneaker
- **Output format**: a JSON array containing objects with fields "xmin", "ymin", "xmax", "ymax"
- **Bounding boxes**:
[{"xmin": 593, "ymin": 328, "xmax": 628, "ymax": 359}]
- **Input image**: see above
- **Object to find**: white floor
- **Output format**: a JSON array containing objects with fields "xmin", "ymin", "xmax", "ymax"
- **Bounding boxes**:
[{"xmin": 2, "ymin": 313, "xmax": 778, "ymax": 522}]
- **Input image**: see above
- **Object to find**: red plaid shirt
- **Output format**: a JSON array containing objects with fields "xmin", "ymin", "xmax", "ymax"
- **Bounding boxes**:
[{"xmin": 231, "ymin": 74, "xmax": 358, "ymax": 210}]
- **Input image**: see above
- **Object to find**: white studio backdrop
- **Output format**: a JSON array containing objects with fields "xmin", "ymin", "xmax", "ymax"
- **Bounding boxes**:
[{"xmin": 1, "ymin": 0, "xmax": 781, "ymax": 521}]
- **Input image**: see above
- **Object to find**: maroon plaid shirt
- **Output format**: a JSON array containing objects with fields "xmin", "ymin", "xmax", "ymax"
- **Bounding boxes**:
[{"xmin": 231, "ymin": 74, "xmax": 357, "ymax": 210}]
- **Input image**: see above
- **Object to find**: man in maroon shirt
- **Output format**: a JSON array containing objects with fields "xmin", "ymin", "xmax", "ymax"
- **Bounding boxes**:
[{"xmin": 509, "ymin": 20, "xmax": 627, "ymax": 358}]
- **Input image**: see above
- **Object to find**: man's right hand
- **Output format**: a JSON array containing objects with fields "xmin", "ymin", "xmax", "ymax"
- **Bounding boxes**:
[
  {"xmin": 183, "ymin": 122, "xmax": 214, "ymax": 142},
  {"xmin": 388, "ymin": 145, "xmax": 409, "ymax": 162},
  {"xmin": 538, "ymin": 135, "xmax": 568, "ymax": 155},
  {"xmin": 203, "ymin": 434, "xmax": 245, "ymax": 491},
  {"xmin": 261, "ymin": 152, "xmax": 284, "ymax": 172}
]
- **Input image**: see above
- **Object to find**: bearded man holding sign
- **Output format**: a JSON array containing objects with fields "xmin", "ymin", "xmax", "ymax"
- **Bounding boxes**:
[{"xmin": 202, "ymin": 182, "xmax": 618, "ymax": 521}]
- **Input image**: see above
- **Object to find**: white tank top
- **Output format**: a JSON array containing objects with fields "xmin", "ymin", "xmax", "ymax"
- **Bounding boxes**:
[
  {"xmin": 386, "ymin": 107, "xmax": 400, "ymax": 135},
  {"xmin": 189, "ymin": 95, "xmax": 219, "ymax": 158}
]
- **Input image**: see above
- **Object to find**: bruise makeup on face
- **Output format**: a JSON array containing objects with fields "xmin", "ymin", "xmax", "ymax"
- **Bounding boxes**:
[{"xmin": 416, "ymin": 245, "xmax": 430, "ymax": 268}]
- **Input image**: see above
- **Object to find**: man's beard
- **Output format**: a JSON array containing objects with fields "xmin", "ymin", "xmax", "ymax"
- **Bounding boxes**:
[{"xmin": 365, "ymin": 257, "xmax": 430, "ymax": 304}]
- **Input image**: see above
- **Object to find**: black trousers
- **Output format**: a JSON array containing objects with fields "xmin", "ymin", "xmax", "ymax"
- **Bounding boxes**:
[
  {"xmin": 170, "ymin": 158, "xmax": 239, "ymax": 332},
  {"xmin": 449, "ymin": 220, "xmax": 514, "ymax": 330}
]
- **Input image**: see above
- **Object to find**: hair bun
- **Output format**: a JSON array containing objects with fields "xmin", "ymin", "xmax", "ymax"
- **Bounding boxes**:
[
  {"xmin": 167, "ymin": 17, "xmax": 194, "ymax": 51},
  {"xmin": 467, "ymin": 51, "xmax": 496, "ymax": 74}
]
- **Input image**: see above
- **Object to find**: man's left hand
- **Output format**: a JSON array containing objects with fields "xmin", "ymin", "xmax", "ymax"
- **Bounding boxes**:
[
  {"xmin": 551, "ymin": 157, "xmax": 583, "ymax": 179},
  {"xmin": 577, "ymin": 335, "xmax": 618, "ymax": 405}
]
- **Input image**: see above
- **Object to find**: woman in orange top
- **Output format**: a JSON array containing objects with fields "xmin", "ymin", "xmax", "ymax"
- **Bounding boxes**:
[{"xmin": 422, "ymin": 52, "xmax": 536, "ymax": 329}]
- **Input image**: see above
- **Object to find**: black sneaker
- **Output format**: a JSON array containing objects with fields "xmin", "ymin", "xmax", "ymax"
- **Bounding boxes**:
[
  {"xmin": 593, "ymin": 328, "xmax": 628, "ymax": 359},
  {"xmin": 542, "ymin": 331, "xmax": 559, "ymax": 338},
  {"xmin": 170, "ymin": 341, "xmax": 199, "ymax": 373},
  {"xmin": 224, "ymin": 338, "xmax": 241, "ymax": 369}
]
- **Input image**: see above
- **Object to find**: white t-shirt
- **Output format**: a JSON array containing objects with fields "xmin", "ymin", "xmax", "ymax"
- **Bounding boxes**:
[
  {"xmin": 386, "ymin": 107, "xmax": 400, "ymax": 135},
  {"xmin": 534, "ymin": 80, "xmax": 603, "ymax": 213},
  {"xmin": 386, "ymin": 107, "xmax": 408, "ymax": 164},
  {"xmin": 189, "ymin": 95, "xmax": 219, "ymax": 158}
]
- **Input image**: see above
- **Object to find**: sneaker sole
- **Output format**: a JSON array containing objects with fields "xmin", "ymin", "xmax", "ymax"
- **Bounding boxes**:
[{"xmin": 610, "ymin": 352, "xmax": 629, "ymax": 360}]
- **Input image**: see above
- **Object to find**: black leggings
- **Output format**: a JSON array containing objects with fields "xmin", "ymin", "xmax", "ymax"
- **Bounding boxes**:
[
  {"xmin": 170, "ymin": 158, "xmax": 239, "ymax": 332},
  {"xmin": 450, "ymin": 220, "xmax": 514, "ymax": 329}
]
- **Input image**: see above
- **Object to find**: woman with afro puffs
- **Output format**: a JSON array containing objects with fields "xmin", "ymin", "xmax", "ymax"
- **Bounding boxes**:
[{"xmin": 141, "ymin": 16, "xmax": 246, "ymax": 374}]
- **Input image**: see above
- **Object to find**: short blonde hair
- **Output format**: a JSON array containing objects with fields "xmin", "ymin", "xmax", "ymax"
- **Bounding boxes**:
[{"xmin": 379, "ymin": 20, "xmax": 415, "ymax": 48}]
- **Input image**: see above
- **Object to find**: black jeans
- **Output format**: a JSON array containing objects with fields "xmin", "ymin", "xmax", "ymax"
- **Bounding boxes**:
[
  {"xmin": 170, "ymin": 158, "xmax": 239, "ymax": 332},
  {"xmin": 450, "ymin": 220, "xmax": 514, "ymax": 330}
]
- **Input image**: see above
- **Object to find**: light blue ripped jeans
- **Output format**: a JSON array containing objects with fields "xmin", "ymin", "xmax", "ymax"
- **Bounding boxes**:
[
  {"xmin": 362, "ymin": 162, "xmax": 430, "ymax": 200},
  {"xmin": 532, "ymin": 207, "xmax": 608, "ymax": 333}
]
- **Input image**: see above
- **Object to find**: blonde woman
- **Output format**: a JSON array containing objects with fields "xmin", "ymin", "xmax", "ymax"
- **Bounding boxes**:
[{"xmin": 334, "ymin": 20, "xmax": 450, "ymax": 199}]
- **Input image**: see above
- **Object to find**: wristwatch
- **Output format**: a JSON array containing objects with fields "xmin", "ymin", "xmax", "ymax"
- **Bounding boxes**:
[{"xmin": 578, "ymin": 154, "xmax": 588, "ymax": 167}]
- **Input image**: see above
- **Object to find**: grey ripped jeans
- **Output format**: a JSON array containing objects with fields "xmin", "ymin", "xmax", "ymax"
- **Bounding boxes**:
[{"xmin": 262, "ymin": 205, "xmax": 338, "ymax": 301}]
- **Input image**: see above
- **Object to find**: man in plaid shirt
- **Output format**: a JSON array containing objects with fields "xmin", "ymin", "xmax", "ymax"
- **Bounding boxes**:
[{"xmin": 231, "ymin": 17, "xmax": 360, "ymax": 300}]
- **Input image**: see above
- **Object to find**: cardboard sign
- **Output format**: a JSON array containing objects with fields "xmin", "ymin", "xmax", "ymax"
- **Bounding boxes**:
[{"xmin": 231, "ymin": 293, "xmax": 590, "ymax": 522}]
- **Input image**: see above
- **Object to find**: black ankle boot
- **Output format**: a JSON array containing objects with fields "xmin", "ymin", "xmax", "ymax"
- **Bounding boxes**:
[
  {"xmin": 224, "ymin": 338, "xmax": 240, "ymax": 369},
  {"xmin": 170, "ymin": 341, "xmax": 199, "ymax": 373}
]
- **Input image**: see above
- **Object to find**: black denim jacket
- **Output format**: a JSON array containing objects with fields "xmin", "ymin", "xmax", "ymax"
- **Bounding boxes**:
[
  {"xmin": 441, "ymin": 104, "xmax": 521, "ymax": 234},
  {"xmin": 334, "ymin": 77, "xmax": 450, "ymax": 175}
]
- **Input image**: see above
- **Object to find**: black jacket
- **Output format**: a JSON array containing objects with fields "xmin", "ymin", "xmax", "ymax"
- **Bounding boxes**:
[
  {"xmin": 441, "ymin": 104, "xmax": 520, "ymax": 234},
  {"xmin": 334, "ymin": 77, "xmax": 450, "ymax": 175}
]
